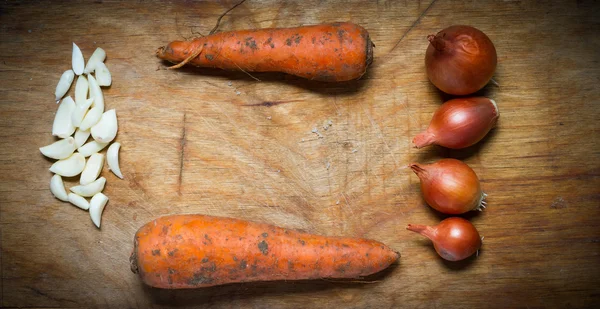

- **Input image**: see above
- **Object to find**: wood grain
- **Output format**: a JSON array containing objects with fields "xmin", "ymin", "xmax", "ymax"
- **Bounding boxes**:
[{"xmin": 1, "ymin": 0, "xmax": 599, "ymax": 308}]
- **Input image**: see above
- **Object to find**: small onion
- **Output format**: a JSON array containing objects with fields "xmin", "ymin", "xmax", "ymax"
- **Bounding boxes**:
[
  {"xmin": 407, "ymin": 217, "xmax": 482, "ymax": 261},
  {"xmin": 425, "ymin": 25, "xmax": 497, "ymax": 95},
  {"xmin": 410, "ymin": 158, "xmax": 486, "ymax": 214},
  {"xmin": 413, "ymin": 97, "xmax": 499, "ymax": 149}
]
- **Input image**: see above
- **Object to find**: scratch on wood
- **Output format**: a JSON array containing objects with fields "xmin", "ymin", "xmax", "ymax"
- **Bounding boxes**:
[
  {"xmin": 28, "ymin": 286, "xmax": 78, "ymax": 304},
  {"xmin": 387, "ymin": 0, "xmax": 438, "ymax": 55},
  {"xmin": 242, "ymin": 100, "xmax": 299, "ymax": 107},
  {"xmin": 178, "ymin": 112, "xmax": 187, "ymax": 196},
  {"xmin": 360, "ymin": 102, "xmax": 399, "ymax": 170}
]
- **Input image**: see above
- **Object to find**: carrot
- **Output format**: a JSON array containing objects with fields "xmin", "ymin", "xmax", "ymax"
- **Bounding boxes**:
[
  {"xmin": 130, "ymin": 214, "xmax": 399, "ymax": 289},
  {"xmin": 156, "ymin": 22, "xmax": 374, "ymax": 82}
]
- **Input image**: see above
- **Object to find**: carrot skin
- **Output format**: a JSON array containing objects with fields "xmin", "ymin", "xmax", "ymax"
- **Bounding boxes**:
[
  {"xmin": 130, "ymin": 214, "xmax": 399, "ymax": 289},
  {"xmin": 156, "ymin": 22, "xmax": 373, "ymax": 82}
]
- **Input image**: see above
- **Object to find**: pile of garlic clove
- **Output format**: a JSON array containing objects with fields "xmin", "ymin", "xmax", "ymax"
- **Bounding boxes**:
[{"xmin": 41, "ymin": 43, "xmax": 123, "ymax": 229}]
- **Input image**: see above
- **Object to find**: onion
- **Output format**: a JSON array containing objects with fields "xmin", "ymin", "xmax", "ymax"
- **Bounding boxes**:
[
  {"xmin": 413, "ymin": 97, "xmax": 499, "ymax": 149},
  {"xmin": 410, "ymin": 159, "xmax": 486, "ymax": 214},
  {"xmin": 425, "ymin": 25, "xmax": 497, "ymax": 95},
  {"xmin": 407, "ymin": 217, "xmax": 482, "ymax": 261}
]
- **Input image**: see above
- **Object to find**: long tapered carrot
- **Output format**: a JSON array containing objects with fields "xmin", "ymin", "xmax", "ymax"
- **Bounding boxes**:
[
  {"xmin": 130, "ymin": 214, "xmax": 399, "ymax": 289},
  {"xmin": 156, "ymin": 22, "xmax": 374, "ymax": 82}
]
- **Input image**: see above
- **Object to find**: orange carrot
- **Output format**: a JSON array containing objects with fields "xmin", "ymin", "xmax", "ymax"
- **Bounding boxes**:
[
  {"xmin": 156, "ymin": 22, "xmax": 373, "ymax": 82},
  {"xmin": 130, "ymin": 214, "xmax": 399, "ymax": 289}
]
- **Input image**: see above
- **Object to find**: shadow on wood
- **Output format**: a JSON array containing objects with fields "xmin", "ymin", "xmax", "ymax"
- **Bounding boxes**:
[
  {"xmin": 420, "ymin": 197, "xmax": 484, "ymax": 222},
  {"xmin": 158, "ymin": 60, "xmax": 369, "ymax": 97},
  {"xmin": 140, "ymin": 261, "xmax": 400, "ymax": 306},
  {"xmin": 428, "ymin": 76, "xmax": 500, "ymax": 104}
]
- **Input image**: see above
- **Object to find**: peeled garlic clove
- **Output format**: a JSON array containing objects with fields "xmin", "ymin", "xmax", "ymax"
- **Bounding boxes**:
[
  {"xmin": 74, "ymin": 128, "xmax": 91, "ymax": 148},
  {"xmin": 74, "ymin": 75, "xmax": 89, "ymax": 105},
  {"xmin": 70, "ymin": 177, "xmax": 106, "ymax": 197},
  {"xmin": 91, "ymin": 109, "xmax": 117, "ymax": 143},
  {"xmin": 106, "ymin": 142, "xmax": 123, "ymax": 179},
  {"xmin": 80, "ymin": 153, "xmax": 104, "ymax": 185},
  {"xmin": 72, "ymin": 43, "xmax": 85, "ymax": 75},
  {"xmin": 84, "ymin": 47, "xmax": 106, "ymax": 74},
  {"xmin": 39, "ymin": 137, "xmax": 76, "ymax": 160},
  {"xmin": 68, "ymin": 193, "xmax": 90, "ymax": 210},
  {"xmin": 79, "ymin": 105, "xmax": 103, "ymax": 131},
  {"xmin": 52, "ymin": 96, "xmax": 76, "ymax": 138},
  {"xmin": 78, "ymin": 140, "xmax": 108, "ymax": 157},
  {"xmin": 49, "ymin": 152, "xmax": 85, "ymax": 177},
  {"xmin": 95, "ymin": 62, "xmax": 112, "ymax": 86},
  {"xmin": 90, "ymin": 192, "xmax": 109, "ymax": 228},
  {"xmin": 55, "ymin": 70, "xmax": 75, "ymax": 102},
  {"xmin": 50, "ymin": 174, "xmax": 69, "ymax": 202},
  {"xmin": 71, "ymin": 97, "xmax": 94, "ymax": 128},
  {"xmin": 87, "ymin": 74, "xmax": 104, "ymax": 110}
]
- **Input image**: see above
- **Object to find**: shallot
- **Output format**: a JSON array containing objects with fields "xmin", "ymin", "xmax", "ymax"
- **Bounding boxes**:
[
  {"xmin": 413, "ymin": 97, "xmax": 499, "ymax": 149},
  {"xmin": 407, "ymin": 217, "xmax": 482, "ymax": 261},
  {"xmin": 410, "ymin": 158, "xmax": 486, "ymax": 214},
  {"xmin": 425, "ymin": 25, "xmax": 497, "ymax": 95}
]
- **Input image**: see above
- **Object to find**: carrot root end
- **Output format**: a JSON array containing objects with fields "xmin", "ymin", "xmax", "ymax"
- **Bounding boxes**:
[{"xmin": 130, "ymin": 237, "xmax": 139, "ymax": 274}]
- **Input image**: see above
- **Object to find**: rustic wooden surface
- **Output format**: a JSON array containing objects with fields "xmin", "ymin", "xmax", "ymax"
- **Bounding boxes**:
[{"xmin": 1, "ymin": 0, "xmax": 599, "ymax": 308}]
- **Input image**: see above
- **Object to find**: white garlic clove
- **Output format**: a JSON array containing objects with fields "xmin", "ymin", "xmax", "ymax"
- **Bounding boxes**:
[
  {"xmin": 39, "ymin": 137, "xmax": 76, "ymax": 160},
  {"xmin": 52, "ymin": 96, "xmax": 76, "ymax": 138},
  {"xmin": 80, "ymin": 153, "xmax": 104, "ymax": 185},
  {"xmin": 55, "ymin": 70, "xmax": 75, "ymax": 102},
  {"xmin": 91, "ymin": 109, "xmax": 117, "ymax": 143},
  {"xmin": 90, "ymin": 192, "xmax": 109, "ymax": 228},
  {"xmin": 83, "ymin": 47, "xmax": 106, "ymax": 74},
  {"xmin": 95, "ymin": 62, "xmax": 112, "ymax": 86},
  {"xmin": 50, "ymin": 174, "xmax": 69, "ymax": 202},
  {"xmin": 49, "ymin": 152, "xmax": 86, "ymax": 177},
  {"xmin": 77, "ymin": 140, "xmax": 108, "ymax": 157},
  {"xmin": 68, "ymin": 193, "xmax": 90, "ymax": 210},
  {"xmin": 106, "ymin": 142, "xmax": 123, "ymax": 179},
  {"xmin": 72, "ymin": 43, "xmax": 85, "ymax": 75},
  {"xmin": 71, "ymin": 97, "xmax": 94, "ymax": 128},
  {"xmin": 79, "ymin": 105, "xmax": 103, "ymax": 131},
  {"xmin": 74, "ymin": 75, "xmax": 89, "ymax": 105},
  {"xmin": 70, "ymin": 177, "xmax": 106, "ymax": 197},
  {"xmin": 74, "ymin": 128, "xmax": 91, "ymax": 148},
  {"xmin": 87, "ymin": 74, "xmax": 104, "ymax": 110}
]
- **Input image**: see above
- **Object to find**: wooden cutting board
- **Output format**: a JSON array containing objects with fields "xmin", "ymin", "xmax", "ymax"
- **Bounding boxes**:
[{"xmin": 1, "ymin": 1, "xmax": 598, "ymax": 308}]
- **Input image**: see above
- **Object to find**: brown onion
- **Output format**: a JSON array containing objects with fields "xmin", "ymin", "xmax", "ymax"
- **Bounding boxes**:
[
  {"xmin": 410, "ymin": 159, "xmax": 486, "ymax": 214},
  {"xmin": 413, "ymin": 97, "xmax": 499, "ymax": 149},
  {"xmin": 425, "ymin": 25, "xmax": 497, "ymax": 95},
  {"xmin": 407, "ymin": 217, "xmax": 482, "ymax": 261}
]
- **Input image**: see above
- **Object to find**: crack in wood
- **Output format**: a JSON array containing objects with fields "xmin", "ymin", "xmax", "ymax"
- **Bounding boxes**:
[
  {"xmin": 242, "ymin": 100, "xmax": 299, "ymax": 107},
  {"xmin": 27, "ymin": 286, "xmax": 78, "ymax": 305},
  {"xmin": 387, "ymin": 0, "xmax": 438, "ymax": 55}
]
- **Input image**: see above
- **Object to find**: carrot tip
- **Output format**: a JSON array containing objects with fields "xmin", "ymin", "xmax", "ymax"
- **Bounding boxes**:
[{"xmin": 365, "ymin": 37, "xmax": 374, "ymax": 68}]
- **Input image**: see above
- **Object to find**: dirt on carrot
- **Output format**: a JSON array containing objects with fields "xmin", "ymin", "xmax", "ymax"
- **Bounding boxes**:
[
  {"xmin": 130, "ymin": 214, "xmax": 399, "ymax": 289},
  {"xmin": 156, "ymin": 22, "xmax": 374, "ymax": 82}
]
